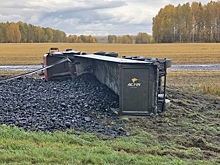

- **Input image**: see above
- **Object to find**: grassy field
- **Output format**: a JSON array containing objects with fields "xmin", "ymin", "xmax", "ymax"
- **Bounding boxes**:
[
  {"xmin": 0, "ymin": 43, "xmax": 220, "ymax": 65},
  {"xmin": 0, "ymin": 43, "xmax": 220, "ymax": 164},
  {"xmin": 0, "ymin": 75, "xmax": 220, "ymax": 164}
]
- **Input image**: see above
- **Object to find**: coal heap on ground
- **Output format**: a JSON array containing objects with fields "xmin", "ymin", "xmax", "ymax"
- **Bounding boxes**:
[{"xmin": 0, "ymin": 73, "xmax": 126, "ymax": 137}]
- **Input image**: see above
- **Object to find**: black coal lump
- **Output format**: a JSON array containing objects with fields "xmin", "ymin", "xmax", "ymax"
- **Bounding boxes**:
[{"xmin": 0, "ymin": 73, "xmax": 126, "ymax": 137}]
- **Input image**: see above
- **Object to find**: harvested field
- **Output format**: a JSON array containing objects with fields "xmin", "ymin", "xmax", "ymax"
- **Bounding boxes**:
[
  {"xmin": 0, "ymin": 43, "xmax": 220, "ymax": 64},
  {"xmin": 0, "ymin": 43, "xmax": 220, "ymax": 164},
  {"xmin": 167, "ymin": 71, "xmax": 220, "ymax": 96}
]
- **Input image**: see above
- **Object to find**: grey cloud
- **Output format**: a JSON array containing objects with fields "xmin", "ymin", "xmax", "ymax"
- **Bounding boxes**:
[
  {"xmin": 0, "ymin": 0, "xmax": 212, "ymax": 35},
  {"xmin": 38, "ymin": 0, "xmax": 128, "ymax": 33}
]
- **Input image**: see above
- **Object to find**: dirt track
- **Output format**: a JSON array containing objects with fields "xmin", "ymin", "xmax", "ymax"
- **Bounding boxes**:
[
  {"xmin": 1, "ymin": 64, "xmax": 220, "ymax": 71},
  {"xmin": 170, "ymin": 64, "xmax": 220, "ymax": 71}
]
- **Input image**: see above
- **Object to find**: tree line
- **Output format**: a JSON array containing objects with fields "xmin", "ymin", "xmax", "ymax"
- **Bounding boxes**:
[
  {"xmin": 0, "ymin": 21, "xmax": 153, "ymax": 44},
  {"xmin": 153, "ymin": 1, "xmax": 220, "ymax": 43},
  {"xmin": 108, "ymin": 32, "xmax": 152, "ymax": 44},
  {"xmin": 0, "ymin": 21, "xmax": 97, "ymax": 43}
]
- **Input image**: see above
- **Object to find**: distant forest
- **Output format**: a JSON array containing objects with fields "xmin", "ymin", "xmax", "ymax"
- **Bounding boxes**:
[
  {"xmin": 2, "ymin": 1, "xmax": 219, "ymax": 44},
  {"xmin": 0, "ymin": 21, "xmax": 98, "ymax": 43},
  {"xmin": 153, "ymin": 1, "xmax": 220, "ymax": 43},
  {"xmin": 0, "ymin": 21, "xmax": 152, "ymax": 44}
]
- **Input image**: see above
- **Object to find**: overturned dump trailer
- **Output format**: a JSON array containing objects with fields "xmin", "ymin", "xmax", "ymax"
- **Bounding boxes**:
[
  {"xmin": 43, "ymin": 48, "xmax": 80, "ymax": 81},
  {"xmin": 43, "ymin": 48, "xmax": 171, "ymax": 116}
]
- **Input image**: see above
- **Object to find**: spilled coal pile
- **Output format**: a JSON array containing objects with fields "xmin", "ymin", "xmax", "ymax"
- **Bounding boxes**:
[{"xmin": 0, "ymin": 73, "xmax": 126, "ymax": 137}]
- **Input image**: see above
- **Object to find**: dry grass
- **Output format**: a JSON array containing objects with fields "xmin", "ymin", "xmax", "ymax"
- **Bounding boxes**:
[
  {"xmin": 1, "ymin": 42, "xmax": 220, "ymax": 95},
  {"xmin": 0, "ymin": 43, "xmax": 220, "ymax": 65},
  {"xmin": 167, "ymin": 70, "xmax": 220, "ymax": 86},
  {"xmin": 167, "ymin": 70, "xmax": 220, "ymax": 96}
]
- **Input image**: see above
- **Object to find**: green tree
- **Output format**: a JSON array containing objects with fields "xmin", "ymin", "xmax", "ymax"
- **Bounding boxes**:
[
  {"xmin": 0, "ymin": 24, "xmax": 2, "ymax": 42},
  {"xmin": 152, "ymin": 14, "xmax": 162, "ymax": 43},
  {"xmin": 202, "ymin": 2, "xmax": 215, "ymax": 42},
  {"xmin": 79, "ymin": 35, "xmax": 86, "ymax": 43},
  {"xmin": 152, "ymin": 2, "xmax": 220, "ymax": 43},
  {"xmin": 36, "ymin": 26, "xmax": 45, "ymax": 42},
  {"xmin": 8, "ymin": 22, "xmax": 21, "ymax": 43},
  {"xmin": 212, "ymin": 1, "xmax": 220, "ymax": 42},
  {"xmin": 52, "ymin": 30, "xmax": 66, "ymax": 42},
  {"xmin": 182, "ymin": 3, "xmax": 193, "ymax": 42},
  {"xmin": 0, "ymin": 23, "xmax": 8, "ymax": 43},
  {"xmin": 44, "ymin": 27, "xmax": 53, "ymax": 42},
  {"xmin": 135, "ymin": 32, "xmax": 150, "ymax": 44},
  {"xmin": 27, "ymin": 24, "xmax": 35, "ymax": 43},
  {"xmin": 17, "ymin": 21, "xmax": 28, "ymax": 43},
  {"xmin": 108, "ymin": 35, "xmax": 117, "ymax": 43},
  {"xmin": 87, "ymin": 35, "xmax": 97, "ymax": 43},
  {"xmin": 153, "ymin": 5, "xmax": 176, "ymax": 43},
  {"xmin": 191, "ymin": 2, "xmax": 205, "ymax": 42},
  {"xmin": 68, "ymin": 35, "xmax": 78, "ymax": 43}
]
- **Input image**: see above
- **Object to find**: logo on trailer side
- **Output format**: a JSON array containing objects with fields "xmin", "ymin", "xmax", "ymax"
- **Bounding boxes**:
[{"xmin": 127, "ymin": 78, "xmax": 141, "ymax": 88}]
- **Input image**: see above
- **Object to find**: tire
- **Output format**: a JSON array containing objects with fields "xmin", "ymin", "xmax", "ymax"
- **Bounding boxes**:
[
  {"xmin": 81, "ymin": 52, "xmax": 88, "ymax": 55},
  {"xmin": 105, "ymin": 52, "xmax": 118, "ymax": 57},
  {"xmin": 94, "ymin": 51, "xmax": 106, "ymax": 55}
]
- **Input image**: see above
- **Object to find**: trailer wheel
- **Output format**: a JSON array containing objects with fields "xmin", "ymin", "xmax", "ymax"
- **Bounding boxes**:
[
  {"xmin": 105, "ymin": 52, "xmax": 118, "ymax": 57},
  {"xmin": 94, "ymin": 51, "xmax": 106, "ymax": 55},
  {"xmin": 81, "ymin": 52, "xmax": 88, "ymax": 55}
]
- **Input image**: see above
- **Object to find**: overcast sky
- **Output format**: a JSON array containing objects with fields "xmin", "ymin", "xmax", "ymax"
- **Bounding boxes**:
[{"xmin": 0, "ymin": 0, "xmax": 213, "ymax": 36}]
